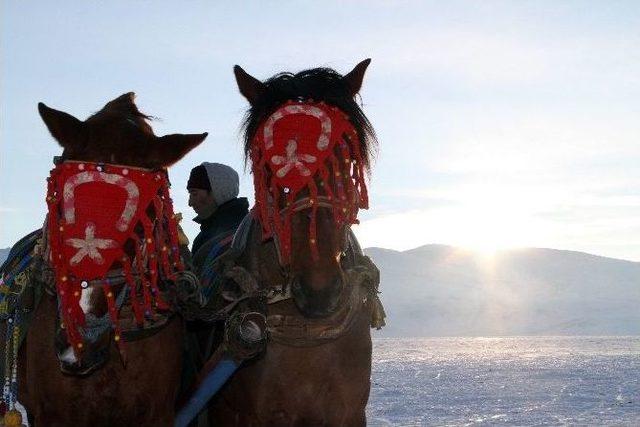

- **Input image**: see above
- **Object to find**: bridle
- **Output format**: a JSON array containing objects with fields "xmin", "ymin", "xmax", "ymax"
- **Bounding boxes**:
[
  {"xmin": 273, "ymin": 195, "xmax": 352, "ymax": 269},
  {"xmin": 222, "ymin": 99, "xmax": 380, "ymax": 347}
]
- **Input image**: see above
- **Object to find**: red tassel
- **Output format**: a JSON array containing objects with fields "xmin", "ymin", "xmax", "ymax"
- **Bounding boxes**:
[
  {"xmin": 134, "ymin": 241, "xmax": 153, "ymax": 316},
  {"xmin": 102, "ymin": 284, "xmax": 125, "ymax": 355},
  {"xmin": 308, "ymin": 180, "xmax": 320, "ymax": 261},
  {"xmin": 123, "ymin": 259, "xmax": 144, "ymax": 326}
]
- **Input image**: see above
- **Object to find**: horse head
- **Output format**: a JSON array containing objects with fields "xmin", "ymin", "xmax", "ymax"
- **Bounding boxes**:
[
  {"xmin": 39, "ymin": 92, "xmax": 207, "ymax": 169},
  {"xmin": 38, "ymin": 93, "xmax": 207, "ymax": 373},
  {"xmin": 234, "ymin": 60, "xmax": 376, "ymax": 318}
]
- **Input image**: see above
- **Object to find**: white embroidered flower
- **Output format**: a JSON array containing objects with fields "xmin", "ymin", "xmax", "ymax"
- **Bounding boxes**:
[
  {"xmin": 271, "ymin": 140, "xmax": 317, "ymax": 178},
  {"xmin": 65, "ymin": 223, "xmax": 118, "ymax": 266}
]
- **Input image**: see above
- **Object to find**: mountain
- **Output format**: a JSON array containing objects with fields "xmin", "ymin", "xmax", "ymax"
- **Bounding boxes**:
[
  {"xmin": 366, "ymin": 245, "xmax": 640, "ymax": 337},
  {"xmin": 1, "ymin": 242, "xmax": 637, "ymax": 336}
]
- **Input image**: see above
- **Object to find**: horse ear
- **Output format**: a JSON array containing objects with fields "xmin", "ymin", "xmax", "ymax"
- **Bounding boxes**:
[
  {"xmin": 38, "ymin": 102, "xmax": 85, "ymax": 149},
  {"xmin": 151, "ymin": 132, "xmax": 209, "ymax": 167},
  {"xmin": 342, "ymin": 58, "xmax": 371, "ymax": 97},
  {"xmin": 234, "ymin": 65, "xmax": 265, "ymax": 105}
]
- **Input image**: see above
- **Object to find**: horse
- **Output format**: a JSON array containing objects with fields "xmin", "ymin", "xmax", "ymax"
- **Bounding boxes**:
[
  {"xmin": 4, "ymin": 93, "xmax": 207, "ymax": 426},
  {"xmin": 204, "ymin": 60, "xmax": 385, "ymax": 426}
]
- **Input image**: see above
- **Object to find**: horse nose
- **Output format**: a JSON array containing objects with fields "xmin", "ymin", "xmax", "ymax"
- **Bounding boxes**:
[{"xmin": 291, "ymin": 274, "xmax": 344, "ymax": 318}]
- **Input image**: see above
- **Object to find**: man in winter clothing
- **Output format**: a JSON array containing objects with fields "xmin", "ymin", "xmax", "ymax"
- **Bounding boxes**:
[
  {"xmin": 187, "ymin": 162, "xmax": 249, "ymax": 269},
  {"xmin": 181, "ymin": 163, "xmax": 249, "ymax": 425}
]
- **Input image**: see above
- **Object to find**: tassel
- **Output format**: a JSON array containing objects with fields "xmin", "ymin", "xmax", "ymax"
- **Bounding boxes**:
[
  {"xmin": 134, "ymin": 241, "xmax": 153, "ymax": 315},
  {"xmin": 122, "ymin": 259, "xmax": 144, "ymax": 326},
  {"xmin": 371, "ymin": 295, "xmax": 387, "ymax": 330},
  {"xmin": 102, "ymin": 283, "xmax": 125, "ymax": 357},
  {"xmin": 308, "ymin": 180, "xmax": 320, "ymax": 261}
]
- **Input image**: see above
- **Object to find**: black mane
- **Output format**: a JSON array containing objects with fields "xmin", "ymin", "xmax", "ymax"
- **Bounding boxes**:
[{"xmin": 241, "ymin": 67, "xmax": 377, "ymax": 172}]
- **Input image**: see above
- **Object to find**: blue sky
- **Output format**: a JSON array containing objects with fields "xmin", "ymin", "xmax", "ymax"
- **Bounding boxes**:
[{"xmin": 2, "ymin": 1, "xmax": 639, "ymax": 261}]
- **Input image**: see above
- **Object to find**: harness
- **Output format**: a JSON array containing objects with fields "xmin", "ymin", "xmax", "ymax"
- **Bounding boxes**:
[
  {"xmin": 177, "ymin": 99, "xmax": 385, "ymax": 425},
  {"xmin": 215, "ymin": 212, "xmax": 385, "ymax": 347},
  {"xmin": 0, "ymin": 229, "xmax": 43, "ymax": 414},
  {"xmin": 174, "ymin": 213, "xmax": 384, "ymax": 427}
]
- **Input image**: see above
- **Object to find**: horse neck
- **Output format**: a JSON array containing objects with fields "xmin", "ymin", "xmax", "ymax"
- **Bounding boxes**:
[{"xmin": 242, "ymin": 220, "xmax": 285, "ymax": 288}]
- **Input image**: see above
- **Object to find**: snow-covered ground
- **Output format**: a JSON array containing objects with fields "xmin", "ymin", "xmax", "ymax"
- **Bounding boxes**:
[{"xmin": 367, "ymin": 337, "xmax": 640, "ymax": 426}]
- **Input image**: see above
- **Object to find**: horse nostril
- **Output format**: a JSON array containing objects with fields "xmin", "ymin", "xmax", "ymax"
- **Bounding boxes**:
[{"xmin": 291, "ymin": 273, "xmax": 344, "ymax": 318}]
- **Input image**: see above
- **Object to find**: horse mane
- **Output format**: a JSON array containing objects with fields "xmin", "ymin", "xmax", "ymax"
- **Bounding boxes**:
[
  {"xmin": 86, "ymin": 93, "xmax": 157, "ymax": 137},
  {"xmin": 240, "ymin": 67, "xmax": 377, "ymax": 173}
]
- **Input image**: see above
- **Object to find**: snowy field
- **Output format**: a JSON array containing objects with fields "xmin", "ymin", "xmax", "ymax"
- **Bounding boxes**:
[{"xmin": 367, "ymin": 337, "xmax": 640, "ymax": 426}]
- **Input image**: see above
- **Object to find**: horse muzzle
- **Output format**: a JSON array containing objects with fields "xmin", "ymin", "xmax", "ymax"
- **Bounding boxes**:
[
  {"xmin": 56, "ymin": 329, "xmax": 110, "ymax": 376},
  {"xmin": 291, "ymin": 274, "xmax": 344, "ymax": 319}
]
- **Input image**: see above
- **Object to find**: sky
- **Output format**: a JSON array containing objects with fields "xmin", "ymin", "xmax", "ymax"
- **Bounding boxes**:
[{"xmin": 1, "ymin": 1, "xmax": 639, "ymax": 261}]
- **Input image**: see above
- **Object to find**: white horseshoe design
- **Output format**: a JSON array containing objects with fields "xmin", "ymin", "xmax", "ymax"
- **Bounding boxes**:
[
  {"xmin": 263, "ymin": 105, "xmax": 332, "ymax": 151},
  {"xmin": 63, "ymin": 171, "xmax": 140, "ymax": 232}
]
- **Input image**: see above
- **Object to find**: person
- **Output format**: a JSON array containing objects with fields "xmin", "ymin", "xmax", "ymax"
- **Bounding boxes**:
[
  {"xmin": 186, "ymin": 162, "xmax": 249, "ymax": 269},
  {"xmin": 181, "ymin": 162, "xmax": 250, "ymax": 425}
]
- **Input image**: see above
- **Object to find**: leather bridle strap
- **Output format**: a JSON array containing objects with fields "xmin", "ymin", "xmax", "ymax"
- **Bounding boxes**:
[{"xmin": 279, "ymin": 195, "xmax": 335, "ymax": 215}]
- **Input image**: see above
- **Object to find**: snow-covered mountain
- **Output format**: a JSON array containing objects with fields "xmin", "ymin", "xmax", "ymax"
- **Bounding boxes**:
[
  {"xmin": 366, "ymin": 245, "xmax": 640, "ymax": 337},
  {"xmin": 2, "ymin": 243, "xmax": 637, "ymax": 336}
]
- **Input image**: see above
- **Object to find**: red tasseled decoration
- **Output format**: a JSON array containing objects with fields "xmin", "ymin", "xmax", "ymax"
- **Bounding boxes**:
[
  {"xmin": 250, "ymin": 101, "xmax": 369, "ymax": 265},
  {"xmin": 46, "ymin": 161, "xmax": 184, "ymax": 356}
]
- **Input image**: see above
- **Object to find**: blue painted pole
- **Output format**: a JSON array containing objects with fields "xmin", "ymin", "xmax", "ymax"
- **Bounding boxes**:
[{"xmin": 174, "ymin": 357, "xmax": 239, "ymax": 427}]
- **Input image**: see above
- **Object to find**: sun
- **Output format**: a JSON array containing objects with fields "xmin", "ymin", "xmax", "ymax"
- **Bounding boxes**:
[
  {"xmin": 446, "ymin": 186, "xmax": 547, "ymax": 255},
  {"xmin": 353, "ymin": 184, "xmax": 552, "ymax": 254}
]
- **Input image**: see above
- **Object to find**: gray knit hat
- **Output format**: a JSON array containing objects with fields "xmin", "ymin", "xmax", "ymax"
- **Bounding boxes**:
[{"xmin": 200, "ymin": 162, "xmax": 239, "ymax": 205}]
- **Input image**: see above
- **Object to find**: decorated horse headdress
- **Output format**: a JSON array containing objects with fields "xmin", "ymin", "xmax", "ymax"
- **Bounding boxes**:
[
  {"xmin": 46, "ymin": 160, "xmax": 184, "ymax": 351},
  {"xmin": 237, "ymin": 60, "xmax": 377, "ymax": 264},
  {"xmin": 33, "ymin": 94, "xmax": 207, "ymax": 357},
  {"xmin": 251, "ymin": 101, "xmax": 368, "ymax": 263}
]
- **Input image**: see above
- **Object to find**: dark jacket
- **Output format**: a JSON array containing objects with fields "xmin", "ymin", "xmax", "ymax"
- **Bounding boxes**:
[{"xmin": 191, "ymin": 197, "xmax": 249, "ymax": 269}]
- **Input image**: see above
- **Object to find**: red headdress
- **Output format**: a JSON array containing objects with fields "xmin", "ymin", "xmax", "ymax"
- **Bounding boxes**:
[
  {"xmin": 46, "ymin": 161, "xmax": 184, "ymax": 352},
  {"xmin": 250, "ymin": 101, "xmax": 368, "ymax": 263}
]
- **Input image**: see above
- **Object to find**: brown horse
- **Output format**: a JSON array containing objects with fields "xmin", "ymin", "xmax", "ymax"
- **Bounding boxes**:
[
  {"xmin": 13, "ymin": 93, "xmax": 207, "ymax": 426},
  {"xmin": 206, "ymin": 61, "xmax": 384, "ymax": 426}
]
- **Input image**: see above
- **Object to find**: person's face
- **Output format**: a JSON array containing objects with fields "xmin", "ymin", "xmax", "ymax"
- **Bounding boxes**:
[{"xmin": 188, "ymin": 188, "xmax": 216, "ymax": 216}]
